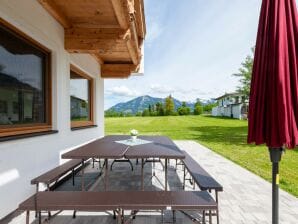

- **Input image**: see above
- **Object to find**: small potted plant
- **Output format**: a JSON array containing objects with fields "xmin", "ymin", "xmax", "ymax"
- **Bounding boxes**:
[{"xmin": 130, "ymin": 129, "xmax": 138, "ymax": 141}]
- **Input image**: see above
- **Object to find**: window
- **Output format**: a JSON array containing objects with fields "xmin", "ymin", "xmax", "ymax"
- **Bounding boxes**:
[
  {"xmin": 0, "ymin": 19, "xmax": 51, "ymax": 138},
  {"xmin": 70, "ymin": 65, "xmax": 94, "ymax": 128}
]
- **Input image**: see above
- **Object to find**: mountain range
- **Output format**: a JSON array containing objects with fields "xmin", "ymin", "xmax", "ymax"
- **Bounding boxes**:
[{"xmin": 107, "ymin": 95, "xmax": 195, "ymax": 114}]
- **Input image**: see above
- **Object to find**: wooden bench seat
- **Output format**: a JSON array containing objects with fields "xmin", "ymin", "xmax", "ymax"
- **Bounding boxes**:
[
  {"xmin": 182, "ymin": 151, "xmax": 223, "ymax": 192},
  {"xmin": 31, "ymin": 159, "xmax": 83, "ymax": 190},
  {"xmin": 182, "ymin": 151, "xmax": 223, "ymax": 223},
  {"xmin": 19, "ymin": 191, "xmax": 217, "ymax": 224}
]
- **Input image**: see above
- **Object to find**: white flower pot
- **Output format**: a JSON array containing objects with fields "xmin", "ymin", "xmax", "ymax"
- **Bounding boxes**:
[{"xmin": 131, "ymin": 135, "xmax": 137, "ymax": 141}]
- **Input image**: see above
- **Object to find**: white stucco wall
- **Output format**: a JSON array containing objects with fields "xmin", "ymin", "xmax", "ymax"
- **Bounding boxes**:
[{"xmin": 0, "ymin": 0, "xmax": 104, "ymax": 218}]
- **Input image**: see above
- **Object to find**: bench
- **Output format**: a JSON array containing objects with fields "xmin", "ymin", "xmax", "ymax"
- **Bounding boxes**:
[
  {"xmin": 182, "ymin": 151, "xmax": 223, "ymax": 223},
  {"xmin": 19, "ymin": 191, "xmax": 217, "ymax": 224},
  {"xmin": 31, "ymin": 159, "xmax": 83, "ymax": 192}
]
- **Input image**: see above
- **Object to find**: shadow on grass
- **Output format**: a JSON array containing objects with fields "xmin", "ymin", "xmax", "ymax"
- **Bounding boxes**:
[
  {"xmin": 203, "ymin": 115, "xmax": 246, "ymax": 120},
  {"xmin": 188, "ymin": 126, "xmax": 252, "ymax": 146}
]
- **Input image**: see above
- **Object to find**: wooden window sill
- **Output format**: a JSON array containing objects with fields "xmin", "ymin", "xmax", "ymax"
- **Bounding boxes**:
[
  {"xmin": 71, "ymin": 125, "xmax": 97, "ymax": 131},
  {"xmin": 0, "ymin": 130, "xmax": 58, "ymax": 142}
]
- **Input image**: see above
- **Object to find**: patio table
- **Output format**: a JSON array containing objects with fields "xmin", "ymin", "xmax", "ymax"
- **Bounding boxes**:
[
  {"xmin": 61, "ymin": 135, "xmax": 185, "ymax": 191},
  {"xmin": 62, "ymin": 136, "xmax": 129, "ymax": 191}
]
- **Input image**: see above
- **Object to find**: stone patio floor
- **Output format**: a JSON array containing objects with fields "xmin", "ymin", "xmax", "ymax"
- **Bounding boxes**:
[{"xmin": 2, "ymin": 140, "xmax": 298, "ymax": 224}]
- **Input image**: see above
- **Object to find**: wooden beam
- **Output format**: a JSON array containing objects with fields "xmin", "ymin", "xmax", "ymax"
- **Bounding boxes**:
[
  {"xmin": 38, "ymin": 0, "xmax": 71, "ymax": 28},
  {"xmin": 101, "ymin": 64, "xmax": 136, "ymax": 78},
  {"xmin": 65, "ymin": 38, "xmax": 120, "ymax": 53},
  {"xmin": 126, "ymin": 39, "xmax": 139, "ymax": 65},
  {"xmin": 65, "ymin": 28, "xmax": 126, "ymax": 39},
  {"xmin": 110, "ymin": 0, "xmax": 130, "ymax": 29},
  {"xmin": 123, "ymin": 31, "xmax": 140, "ymax": 65},
  {"xmin": 134, "ymin": 0, "xmax": 146, "ymax": 38},
  {"xmin": 101, "ymin": 71, "xmax": 130, "ymax": 78}
]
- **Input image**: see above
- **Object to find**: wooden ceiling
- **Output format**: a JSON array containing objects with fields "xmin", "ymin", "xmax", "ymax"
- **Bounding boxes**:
[{"xmin": 38, "ymin": 0, "xmax": 146, "ymax": 78}]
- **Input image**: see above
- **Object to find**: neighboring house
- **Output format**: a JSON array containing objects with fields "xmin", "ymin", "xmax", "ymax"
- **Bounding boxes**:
[
  {"xmin": 0, "ymin": 73, "xmax": 42, "ymax": 125},
  {"xmin": 212, "ymin": 93, "xmax": 249, "ymax": 119},
  {"xmin": 70, "ymin": 95, "xmax": 88, "ymax": 120},
  {"xmin": 0, "ymin": 0, "xmax": 145, "ymax": 219}
]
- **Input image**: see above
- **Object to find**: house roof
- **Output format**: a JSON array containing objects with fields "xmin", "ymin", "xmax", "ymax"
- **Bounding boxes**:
[
  {"xmin": 0, "ymin": 73, "xmax": 38, "ymax": 91},
  {"xmin": 38, "ymin": 0, "xmax": 146, "ymax": 79},
  {"xmin": 214, "ymin": 92, "xmax": 243, "ymax": 100}
]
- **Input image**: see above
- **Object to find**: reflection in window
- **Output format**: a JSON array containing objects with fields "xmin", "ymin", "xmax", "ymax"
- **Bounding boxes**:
[
  {"xmin": 70, "ymin": 70, "xmax": 91, "ymax": 122},
  {"xmin": 0, "ymin": 24, "xmax": 47, "ymax": 126}
]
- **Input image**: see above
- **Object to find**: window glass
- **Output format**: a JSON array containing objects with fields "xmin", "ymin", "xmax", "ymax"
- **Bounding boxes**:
[
  {"xmin": 70, "ymin": 71, "xmax": 90, "ymax": 122},
  {"xmin": 0, "ymin": 24, "xmax": 46, "ymax": 126}
]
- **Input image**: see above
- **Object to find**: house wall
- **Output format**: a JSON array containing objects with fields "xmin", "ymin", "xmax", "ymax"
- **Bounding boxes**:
[
  {"xmin": 0, "ymin": 0, "xmax": 104, "ymax": 219},
  {"xmin": 211, "ymin": 104, "xmax": 243, "ymax": 119},
  {"xmin": 231, "ymin": 104, "xmax": 242, "ymax": 119}
]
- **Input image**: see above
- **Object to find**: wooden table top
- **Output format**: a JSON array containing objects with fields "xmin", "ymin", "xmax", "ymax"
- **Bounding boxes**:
[{"xmin": 61, "ymin": 135, "xmax": 185, "ymax": 160}]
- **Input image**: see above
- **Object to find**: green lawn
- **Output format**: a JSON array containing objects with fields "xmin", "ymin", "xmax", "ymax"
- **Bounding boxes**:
[{"xmin": 105, "ymin": 115, "xmax": 298, "ymax": 197}]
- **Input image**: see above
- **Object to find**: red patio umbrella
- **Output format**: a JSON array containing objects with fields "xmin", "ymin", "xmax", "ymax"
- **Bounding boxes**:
[{"xmin": 248, "ymin": 0, "xmax": 298, "ymax": 224}]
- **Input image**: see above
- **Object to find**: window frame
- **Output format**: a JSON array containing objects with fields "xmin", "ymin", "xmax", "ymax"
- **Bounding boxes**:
[
  {"xmin": 70, "ymin": 64, "xmax": 94, "ymax": 129},
  {"xmin": 0, "ymin": 18, "xmax": 52, "ymax": 138}
]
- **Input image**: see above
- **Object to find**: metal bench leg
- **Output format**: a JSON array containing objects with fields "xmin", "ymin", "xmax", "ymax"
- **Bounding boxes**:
[
  {"xmin": 203, "ymin": 210, "xmax": 206, "ymax": 224},
  {"xmin": 216, "ymin": 191, "xmax": 219, "ymax": 224},
  {"xmin": 46, "ymin": 184, "xmax": 51, "ymax": 219},
  {"xmin": 117, "ymin": 209, "xmax": 122, "ymax": 224},
  {"xmin": 183, "ymin": 165, "xmax": 186, "ymax": 190},
  {"xmin": 113, "ymin": 210, "xmax": 116, "ymax": 219},
  {"xmin": 209, "ymin": 210, "xmax": 212, "ymax": 224},
  {"xmin": 193, "ymin": 177, "xmax": 195, "ymax": 190},
  {"xmin": 161, "ymin": 210, "xmax": 164, "ymax": 224},
  {"xmin": 35, "ymin": 183, "xmax": 39, "ymax": 218},
  {"xmin": 121, "ymin": 209, "xmax": 124, "ymax": 224},
  {"xmin": 172, "ymin": 210, "xmax": 176, "ymax": 223},
  {"xmin": 38, "ymin": 211, "xmax": 41, "ymax": 224},
  {"xmin": 73, "ymin": 210, "xmax": 76, "ymax": 218},
  {"xmin": 26, "ymin": 210, "xmax": 29, "ymax": 224},
  {"xmin": 136, "ymin": 158, "xmax": 139, "ymax": 165}
]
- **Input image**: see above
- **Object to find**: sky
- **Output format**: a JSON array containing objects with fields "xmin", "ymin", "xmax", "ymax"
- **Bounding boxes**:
[{"xmin": 104, "ymin": 0, "xmax": 262, "ymax": 109}]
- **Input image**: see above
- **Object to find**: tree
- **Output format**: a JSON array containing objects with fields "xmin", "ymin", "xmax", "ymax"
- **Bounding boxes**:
[
  {"xmin": 105, "ymin": 109, "xmax": 120, "ymax": 117},
  {"xmin": 142, "ymin": 109, "xmax": 150, "ymax": 117},
  {"xmin": 136, "ymin": 112, "xmax": 142, "ymax": 116},
  {"xmin": 193, "ymin": 100, "xmax": 203, "ymax": 115},
  {"xmin": 203, "ymin": 102, "xmax": 217, "ymax": 114},
  {"xmin": 177, "ymin": 102, "xmax": 191, "ymax": 115},
  {"xmin": 165, "ymin": 95, "xmax": 175, "ymax": 115},
  {"xmin": 233, "ymin": 47, "xmax": 254, "ymax": 100}
]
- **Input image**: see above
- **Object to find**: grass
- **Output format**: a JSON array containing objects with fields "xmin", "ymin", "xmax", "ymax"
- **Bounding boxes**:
[{"xmin": 105, "ymin": 115, "xmax": 298, "ymax": 197}]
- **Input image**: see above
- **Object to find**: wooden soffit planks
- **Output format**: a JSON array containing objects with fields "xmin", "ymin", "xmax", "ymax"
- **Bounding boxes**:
[{"xmin": 38, "ymin": 0, "xmax": 146, "ymax": 78}]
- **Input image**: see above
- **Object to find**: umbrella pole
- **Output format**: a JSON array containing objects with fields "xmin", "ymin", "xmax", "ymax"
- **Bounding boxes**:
[{"xmin": 269, "ymin": 148, "xmax": 283, "ymax": 224}]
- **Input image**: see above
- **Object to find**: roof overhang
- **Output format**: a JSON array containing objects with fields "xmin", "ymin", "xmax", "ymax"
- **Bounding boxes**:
[{"xmin": 38, "ymin": 0, "xmax": 146, "ymax": 78}]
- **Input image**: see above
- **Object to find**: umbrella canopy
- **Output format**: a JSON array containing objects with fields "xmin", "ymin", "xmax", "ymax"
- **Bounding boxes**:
[{"xmin": 248, "ymin": 0, "xmax": 298, "ymax": 149}]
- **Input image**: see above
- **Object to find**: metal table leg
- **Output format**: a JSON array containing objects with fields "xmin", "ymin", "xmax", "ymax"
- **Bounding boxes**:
[
  {"xmin": 165, "ymin": 158, "xmax": 168, "ymax": 191},
  {"xmin": 81, "ymin": 159, "xmax": 85, "ymax": 191},
  {"xmin": 141, "ymin": 158, "xmax": 144, "ymax": 190},
  {"xmin": 104, "ymin": 158, "xmax": 108, "ymax": 191}
]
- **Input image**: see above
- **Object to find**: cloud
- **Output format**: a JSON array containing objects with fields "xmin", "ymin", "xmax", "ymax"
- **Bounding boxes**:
[
  {"xmin": 106, "ymin": 86, "xmax": 140, "ymax": 97},
  {"xmin": 146, "ymin": 22, "xmax": 163, "ymax": 44},
  {"xmin": 150, "ymin": 84, "xmax": 174, "ymax": 94},
  {"xmin": 149, "ymin": 84, "xmax": 213, "ymax": 97}
]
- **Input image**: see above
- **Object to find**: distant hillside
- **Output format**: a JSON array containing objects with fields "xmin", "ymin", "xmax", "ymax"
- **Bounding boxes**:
[{"xmin": 107, "ymin": 95, "xmax": 195, "ymax": 114}]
